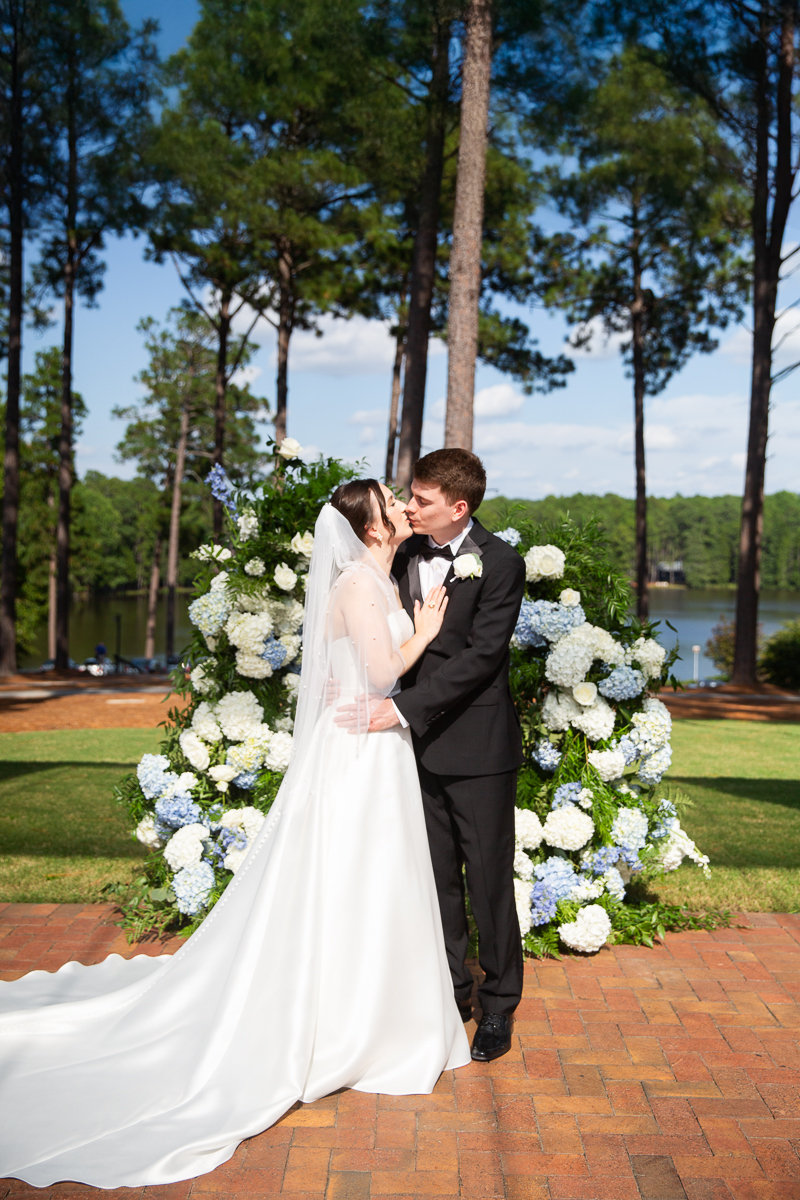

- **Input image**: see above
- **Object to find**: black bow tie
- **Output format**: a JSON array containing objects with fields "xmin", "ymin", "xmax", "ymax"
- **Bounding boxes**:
[{"xmin": 416, "ymin": 542, "xmax": 455, "ymax": 562}]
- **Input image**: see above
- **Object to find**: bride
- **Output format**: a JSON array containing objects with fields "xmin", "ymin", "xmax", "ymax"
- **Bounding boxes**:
[{"xmin": 0, "ymin": 480, "xmax": 471, "ymax": 1189}]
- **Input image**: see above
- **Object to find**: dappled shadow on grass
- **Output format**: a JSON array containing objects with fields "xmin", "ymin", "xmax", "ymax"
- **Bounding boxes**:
[{"xmin": 672, "ymin": 776, "xmax": 800, "ymax": 812}]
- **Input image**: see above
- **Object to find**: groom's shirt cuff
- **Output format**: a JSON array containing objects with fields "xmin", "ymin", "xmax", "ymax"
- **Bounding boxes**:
[{"xmin": 391, "ymin": 700, "xmax": 409, "ymax": 729}]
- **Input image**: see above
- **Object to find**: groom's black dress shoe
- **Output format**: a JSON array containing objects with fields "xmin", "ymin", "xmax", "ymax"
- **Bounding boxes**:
[{"xmin": 470, "ymin": 1013, "xmax": 512, "ymax": 1062}]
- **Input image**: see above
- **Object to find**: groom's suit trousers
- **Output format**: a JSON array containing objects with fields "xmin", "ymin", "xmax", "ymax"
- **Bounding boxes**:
[{"xmin": 418, "ymin": 763, "xmax": 523, "ymax": 1018}]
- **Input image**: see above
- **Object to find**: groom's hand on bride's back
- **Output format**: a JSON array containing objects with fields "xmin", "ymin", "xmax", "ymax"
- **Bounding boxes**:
[{"xmin": 334, "ymin": 696, "xmax": 400, "ymax": 733}]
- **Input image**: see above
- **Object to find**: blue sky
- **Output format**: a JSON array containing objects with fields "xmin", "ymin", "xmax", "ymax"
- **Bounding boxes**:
[{"xmin": 24, "ymin": 0, "xmax": 800, "ymax": 503}]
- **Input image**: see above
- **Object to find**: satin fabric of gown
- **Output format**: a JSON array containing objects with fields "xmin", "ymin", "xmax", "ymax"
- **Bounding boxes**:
[{"xmin": 0, "ymin": 607, "xmax": 470, "ymax": 1188}]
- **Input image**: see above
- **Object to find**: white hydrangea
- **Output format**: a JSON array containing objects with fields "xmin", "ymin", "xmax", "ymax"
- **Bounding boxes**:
[
  {"xmin": 592, "ymin": 628, "xmax": 626, "ymax": 668},
  {"xmin": 217, "ymin": 805, "xmax": 266, "ymax": 843},
  {"xmin": 601, "ymin": 868, "xmax": 626, "ymax": 900},
  {"xmin": 611, "ymin": 806, "xmax": 649, "ymax": 851},
  {"xmin": 244, "ymin": 558, "xmax": 266, "ymax": 577},
  {"xmin": 513, "ymin": 849, "xmax": 534, "ymax": 880},
  {"xmin": 279, "ymin": 633, "xmax": 301, "ymax": 664},
  {"xmin": 234, "ymin": 588, "xmax": 271, "ymax": 614},
  {"xmin": 656, "ymin": 824, "xmax": 711, "ymax": 877},
  {"xmin": 542, "ymin": 806, "xmax": 594, "ymax": 851},
  {"xmin": 576, "ymin": 787, "xmax": 594, "ymax": 809},
  {"xmin": 627, "ymin": 637, "xmax": 667, "ymax": 681},
  {"xmin": 210, "ymin": 570, "xmax": 229, "ymax": 592},
  {"xmin": 135, "ymin": 814, "xmax": 163, "ymax": 849},
  {"xmin": 638, "ymin": 743, "xmax": 673, "ymax": 785},
  {"xmin": 514, "ymin": 878, "xmax": 533, "ymax": 936},
  {"xmin": 237, "ymin": 509, "xmax": 259, "ymax": 541},
  {"xmin": 264, "ymin": 730, "xmax": 293, "ymax": 772},
  {"xmin": 270, "ymin": 598, "xmax": 305, "ymax": 635},
  {"xmin": 588, "ymin": 748, "xmax": 626, "ymax": 782},
  {"xmin": 524, "ymin": 544, "xmax": 565, "ymax": 582},
  {"xmin": 545, "ymin": 625, "xmax": 597, "ymax": 688},
  {"xmin": 163, "ymin": 823, "xmax": 207, "ymax": 871},
  {"xmin": 193, "ymin": 544, "xmax": 232, "ymax": 562},
  {"xmin": 570, "ymin": 695, "xmax": 616, "ymax": 742},
  {"xmin": 274, "ymin": 562, "xmax": 298, "ymax": 591},
  {"xmin": 222, "ymin": 846, "xmax": 250, "ymax": 874},
  {"xmin": 191, "ymin": 701, "xmax": 223, "ymax": 743},
  {"xmin": 179, "ymin": 730, "xmax": 210, "ymax": 772},
  {"xmin": 159, "ymin": 771, "xmax": 199, "ymax": 800},
  {"xmin": 216, "ymin": 692, "xmax": 265, "ymax": 741},
  {"xmin": 569, "ymin": 875, "xmax": 604, "ymax": 903},
  {"xmin": 573, "ymin": 681, "xmax": 597, "ymax": 706},
  {"xmin": 515, "ymin": 808, "xmax": 544, "ymax": 851},
  {"xmin": 235, "ymin": 651, "xmax": 273, "ymax": 679},
  {"xmin": 283, "ymin": 673, "xmax": 301, "ymax": 697},
  {"xmin": 291, "ymin": 530, "xmax": 314, "ymax": 558},
  {"xmin": 558, "ymin": 904, "xmax": 612, "ymax": 953},
  {"xmin": 225, "ymin": 610, "xmax": 273, "ymax": 655},
  {"xmin": 189, "ymin": 661, "xmax": 215, "ymax": 695},
  {"xmin": 630, "ymin": 697, "xmax": 672, "ymax": 752},
  {"xmin": 541, "ymin": 689, "xmax": 582, "ymax": 732}
]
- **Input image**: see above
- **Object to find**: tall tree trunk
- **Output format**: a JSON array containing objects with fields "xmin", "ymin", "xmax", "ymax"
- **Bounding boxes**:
[
  {"xmin": 47, "ymin": 491, "xmax": 56, "ymax": 660},
  {"xmin": 212, "ymin": 291, "xmax": 231, "ymax": 537},
  {"xmin": 445, "ymin": 0, "xmax": 492, "ymax": 451},
  {"xmin": 144, "ymin": 531, "xmax": 162, "ymax": 661},
  {"xmin": 0, "ymin": 3, "xmax": 25, "ymax": 676},
  {"xmin": 732, "ymin": 2, "xmax": 794, "ymax": 686},
  {"xmin": 274, "ymin": 238, "xmax": 294, "ymax": 451},
  {"xmin": 631, "ymin": 224, "xmax": 648, "ymax": 621},
  {"xmin": 166, "ymin": 401, "xmax": 190, "ymax": 660},
  {"xmin": 385, "ymin": 331, "xmax": 405, "ymax": 483},
  {"xmin": 395, "ymin": 18, "xmax": 452, "ymax": 494}
]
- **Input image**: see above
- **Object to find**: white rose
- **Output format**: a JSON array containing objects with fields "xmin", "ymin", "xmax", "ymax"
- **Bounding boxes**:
[
  {"xmin": 244, "ymin": 558, "xmax": 266, "ymax": 577},
  {"xmin": 291, "ymin": 530, "xmax": 314, "ymax": 558},
  {"xmin": 560, "ymin": 588, "xmax": 581, "ymax": 607},
  {"xmin": 208, "ymin": 764, "xmax": 238, "ymax": 784},
  {"xmin": 278, "ymin": 437, "xmax": 302, "ymax": 459},
  {"xmin": 588, "ymin": 748, "xmax": 626, "ymax": 782},
  {"xmin": 524, "ymin": 544, "xmax": 565, "ymax": 582},
  {"xmin": 177, "ymin": 772, "xmax": 198, "ymax": 791},
  {"xmin": 179, "ymin": 730, "xmax": 210, "ymax": 772},
  {"xmin": 558, "ymin": 904, "xmax": 612, "ymax": 954},
  {"xmin": 453, "ymin": 552, "xmax": 483, "ymax": 580},
  {"xmin": 218, "ymin": 806, "xmax": 266, "ymax": 842},
  {"xmin": 572, "ymin": 681, "xmax": 598, "ymax": 706},
  {"xmin": 135, "ymin": 814, "xmax": 163, "ymax": 849},
  {"xmin": 274, "ymin": 562, "xmax": 298, "ymax": 592}
]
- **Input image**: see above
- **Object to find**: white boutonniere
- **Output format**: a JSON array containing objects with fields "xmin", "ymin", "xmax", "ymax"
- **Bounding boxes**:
[{"xmin": 453, "ymin": 552, "xmax": 483, "ymax": 580}]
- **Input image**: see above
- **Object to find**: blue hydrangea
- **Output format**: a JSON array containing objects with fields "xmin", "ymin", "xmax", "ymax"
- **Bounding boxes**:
[
  {"xmin": 552, "ymin": 782, "xmax": 582, "ymax": 809},
  {"xmin": 172, "ymin": 860, "xmax": 215, "ymax": 916},
  {"xmin": 155, "ymin": 794, "xmax": 202, "ymax": 830},
  {"xmin": 287, "ymin": 661, "xmax": 302, "ymax": 675},
  {"xmin": 137, "ymin": 754, "xmax": 174, "ymax": 800},
  {"xmin": 495, "ymin": 527, "xmax": 522, "ymax": 547},
  {"xmin": 638, "ymin": 744, "xmax": 673, "ymax": 786},
  {"xmin": 217, "ymin": 826, "xmax": 248, "ymax": 854},
  {"xmin": 602, "ymin": 867, "xmax": 626, "ymax": 900},
  {"xmin": 188, "ymin": 590, "xmax": 232, "ymax": 639},
  {"xmin": 232, "ymin": 770, "xmax": 258, "ymax": 790},
  {"xmin": 208, "ymin": 464, "xmax": 238, "ymax": 515},
  {"xmin": 261, "ymin": 636, "xmax": 287, "ymax": 669},
  {"xmin": 614, "ymin": 735, "xmax": 640, "ymax": 765},
  {"xmin": 583, "ymin": 844, "xmax": 621, "ymax": 874},
  {"xmin": 514, "ymin": 598, "xmax": 586, "ymax": 648},
  {"xmin": 530, "ymin": 856, "xmax": 579, "ymax": 925},
  {"xmin": 598, "ymin": 666, "xmax": 646, "ymax": 701},
  {"xmin": 532, "ymin": 740, "xmax": 562, "ymax": 772}
]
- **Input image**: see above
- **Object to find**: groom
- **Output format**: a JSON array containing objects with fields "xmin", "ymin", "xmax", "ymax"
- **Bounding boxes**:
[{"xmin": 365, "ymin": 448, "xmax": 525, "ymax": 1062}]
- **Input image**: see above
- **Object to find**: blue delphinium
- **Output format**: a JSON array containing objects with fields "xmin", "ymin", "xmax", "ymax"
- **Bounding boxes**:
[
  {"xmin": 598, "ymin": 666, "xmax": 645, "ymax": 701},
  {"xmin": 530, "ymin": 857, "xmax": 578, "ymax": 925},
  {"xmin": 495, "ymin": 527, "xmax": 522, "ymax": 547},
  {"xmin": 261, "ymin": 636, "xmax": 287, "ymax": 669},
  {"xmin": 532, "ymin": 739, "xmax": 562, "ymax": 772},
  {"xmin": 172, "ymin": 860, "xmax": 215, "ymax": 916},
  {"xmin": 207, "ymin": 464, "xmax": 238, "ymax": 516},
  {"xmin": 155, "ymin": 794, "xmax": 202, "ymax": 830},
  {"xmin": 552, "ymin": 781, "xmax": 582, "ymax": 808},
  {"xmin": 137, "ymin": 754, "xmax": 175, "ymax": 800},
  {"xmin": 583, "ymin": 844, "xmax": 621, "ymax": 875},
  {"xmin": 231, "ymin": 770, "xmax": 258, "ymax": 790}
]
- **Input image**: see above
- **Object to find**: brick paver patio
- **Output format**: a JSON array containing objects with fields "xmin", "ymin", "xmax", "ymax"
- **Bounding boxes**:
[{"xmin": 1, "ymin": 903, "xmax": 799, "ymax": 1200}]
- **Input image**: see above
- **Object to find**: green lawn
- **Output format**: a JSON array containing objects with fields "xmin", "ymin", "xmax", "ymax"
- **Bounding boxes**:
[
  {"xmin": 0, "ymin": 730, "xmax": 158, "ymax": 904},
  {"xmin": 0, "ymin": 721, "xmax": 798, "ymax": 911}
]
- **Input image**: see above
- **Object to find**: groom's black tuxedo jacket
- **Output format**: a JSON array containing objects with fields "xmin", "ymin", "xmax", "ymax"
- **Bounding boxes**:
[{"xmin": 393, "ymin": 519, "xmax": 526, "ymax": 777}]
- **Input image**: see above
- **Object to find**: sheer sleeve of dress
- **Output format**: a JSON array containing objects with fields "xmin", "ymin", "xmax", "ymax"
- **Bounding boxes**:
[{"xmin": 286, "ymin": 504, "xmax": 404, "ymax": 768}]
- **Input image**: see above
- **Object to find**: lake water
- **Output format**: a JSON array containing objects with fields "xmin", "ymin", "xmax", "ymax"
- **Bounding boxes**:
[{"xmin": 19, "ymin": 586, "xmax": 800, "ymax": 678}]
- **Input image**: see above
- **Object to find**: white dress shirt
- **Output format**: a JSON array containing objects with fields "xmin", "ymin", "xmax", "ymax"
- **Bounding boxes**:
[{"xmin": 392, "ymin": 519, "xmax": 474, "ymax": 729}]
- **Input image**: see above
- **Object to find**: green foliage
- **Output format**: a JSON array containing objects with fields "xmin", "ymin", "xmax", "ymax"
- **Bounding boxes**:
[{"xmin": 759, "ymin": 621, "xmax": 800, "ymax": 691}]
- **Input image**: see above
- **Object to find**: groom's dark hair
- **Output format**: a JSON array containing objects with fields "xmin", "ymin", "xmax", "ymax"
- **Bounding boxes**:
[{"xmin": 413, "ymin": 449, "xmax": 486, "ymax": 514}]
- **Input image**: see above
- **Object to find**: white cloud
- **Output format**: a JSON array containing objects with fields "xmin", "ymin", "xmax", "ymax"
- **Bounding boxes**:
[
  {"xmin": 474, "ymin": 383, "xmax": 525, "ymax": 419},
  {"xmin": 564, "ymin": 317, "xmax": 627, "ymax": 360},
  {"xmin": 349, "ymin": 408, "xmax": 387, "ymax": 426},
  {"xmin": 243, "ymin": 314, "xmax": 447, "ymax": 377}
]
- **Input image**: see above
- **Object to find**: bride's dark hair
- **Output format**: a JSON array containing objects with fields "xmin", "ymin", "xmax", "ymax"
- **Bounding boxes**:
[{"xmin": 330, "ymin": 479, "xmax": 396, "ymax": 544}]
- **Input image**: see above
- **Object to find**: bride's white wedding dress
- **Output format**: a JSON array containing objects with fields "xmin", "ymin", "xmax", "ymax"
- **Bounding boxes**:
[{"xmin": 0, "ymin": 510, "xmax": 470, "ymax": 1189}]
